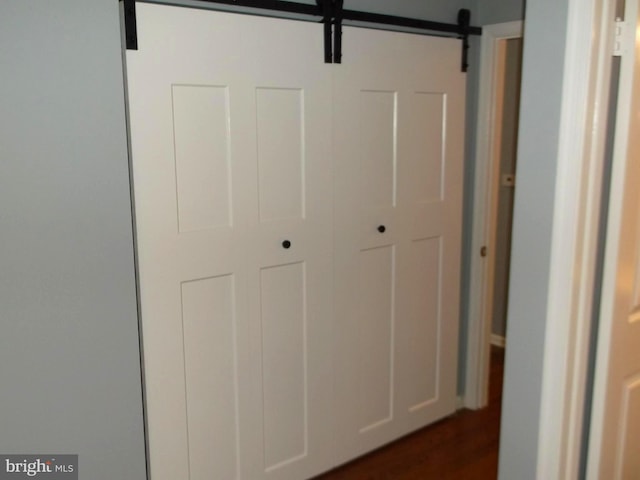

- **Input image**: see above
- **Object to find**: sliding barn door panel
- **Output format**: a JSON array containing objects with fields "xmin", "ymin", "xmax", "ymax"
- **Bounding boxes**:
[
  {"xmin": 129, "ymin": 5, "xmax": 464, "ymax": 478},
  {"xmin": 127, "ymin": 5, "xmax": 333, "ymax": 480},
  {"xmin": 333, "ymin": 27, "xmax": 465, "ymax": 462}
]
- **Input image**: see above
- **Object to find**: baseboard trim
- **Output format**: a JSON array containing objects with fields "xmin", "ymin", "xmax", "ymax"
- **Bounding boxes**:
[{"xmin": 491, "ymin": 334, "xmax": 506, "ymax": 348}]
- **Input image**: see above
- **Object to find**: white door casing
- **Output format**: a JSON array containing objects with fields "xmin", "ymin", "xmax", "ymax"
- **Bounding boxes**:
[
  {"xmin": 127, "ymin": 5, "xmax": 334, "ymax": 479},
  {"xmin": 587, "ymin": 0, "xmax": 640, "ymax": 477},
  {"xmin": 332, "ymin": 27, "xmax": 465, "ymax": 462},
  {"xmin": 465, "ymin": 21, "xmax": 523, "ymax": 410}
]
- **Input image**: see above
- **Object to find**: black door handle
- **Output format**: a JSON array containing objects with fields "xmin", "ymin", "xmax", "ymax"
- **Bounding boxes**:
[
  {"xmin": 282, "ymin": 240, "xmax": 292, "ymax": 249},
  {"xmin": 377, "ymin": 225, "xmax": 386, "ymax": 233}
]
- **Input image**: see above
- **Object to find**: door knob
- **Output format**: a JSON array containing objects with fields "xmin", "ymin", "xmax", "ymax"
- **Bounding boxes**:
[
  {"xmin": 282, "ymin": 240, "xmax": 292, "ymax": 249},
  {"xmin": 377, "ymin": 225, "xmax": 386, "ymax": 233}
]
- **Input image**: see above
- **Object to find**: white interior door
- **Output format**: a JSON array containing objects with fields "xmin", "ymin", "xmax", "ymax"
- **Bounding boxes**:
[
  {"xmin": 127, "ymin": 5, "xmax": 333, "ymax": 479},
  {"xmin": 128, "ymin": 4, "xmax": 466, "ymax": 478},
  {"xmin": 332, "ymin": 27, "xmax": 465, "ymax": 462},
  {"xmin": 587, "ymin": 0, "xmax": 640, "ymax": 478}
]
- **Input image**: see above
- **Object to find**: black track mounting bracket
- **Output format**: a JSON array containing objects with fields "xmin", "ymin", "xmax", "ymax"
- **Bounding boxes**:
[
  {"xmin": 333, "ymin": 0, "xmax": 344, "ymax": 64},
  {"xmin": 457, "ymin": 9, "xmax": 471, "ymax": 72},
  {"xmin": 122, "ymin": 0, "xmax": 137, "ymax": 50},
  {"xmin": 317, "ymin": 0, "xmax": 333, "ymax": 63},
  {"xmin": 316, "ymin": 0, "xmax": 343, "ymax": 64}
]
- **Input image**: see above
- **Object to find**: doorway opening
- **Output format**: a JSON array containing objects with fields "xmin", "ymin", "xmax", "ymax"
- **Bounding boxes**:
[
  {"xmin": 465, "ymin": 21, "xmax": 524, "ymax": 409},
  {"xmin": 489, "ymin": 36, "xmax": 522, "ymax": 350}
]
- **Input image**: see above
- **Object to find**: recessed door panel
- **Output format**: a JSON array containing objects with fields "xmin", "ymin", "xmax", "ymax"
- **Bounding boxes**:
[
  {"xmin": 173, "ymin": 85, "xmax": 232, "ymax": 232},
  {"xmin": 358, "ymin": 246, "xmax": 396, "ymax": 431},
  {"xmin": 411, "ymin": 92, "xmax": 446, "ymax": 204},
  {"xmin": 256, "ymin": 88, "xmax": 305, "ymax": 222},
  {"xmin": 405, "ymin": 237, "xmax": 441, "ymax": 412},
  {"xmin": 181, "ymin": 275, "xmax": 240, "ymax": 480},
  {"xmin": 359, "ymin": 91, "xmax": 398, "ymax": 209},
  {"xmin": 259, "ymin": 262, "xmax": 307, "ymax": 470}
]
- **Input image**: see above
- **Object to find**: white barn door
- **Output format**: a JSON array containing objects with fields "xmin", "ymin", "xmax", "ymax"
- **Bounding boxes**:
[
  {"xmin": 127, "ymin": 4, "xmax": 465, "ymax": 479},
  {"xmin": 332, "ymin": 28, "xmax": 465, "ymax": 461},
  {"xmin": 127, "ymin": 5, "xmax": 333, "ymax": 480},
  {"xmin": 587, "ymin": 0, "xmax": 640, "ymax": 477}
]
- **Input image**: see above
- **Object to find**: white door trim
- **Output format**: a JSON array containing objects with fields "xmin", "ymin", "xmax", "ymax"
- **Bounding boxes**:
[
  {"xmin": 586, "ymin": 0, "xmax": 640, "ymax": 476},
  {"xmin": 536, "ymin": 0, "xmax": 616, "ymax": 477},
  {"xmin": 464, "ymin": 21, "xmax": 523, "ymax": 409}
]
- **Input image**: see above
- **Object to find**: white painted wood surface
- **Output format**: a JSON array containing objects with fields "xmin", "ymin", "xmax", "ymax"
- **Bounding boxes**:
[
  {"xmin": 127, "ymin": 4, "xmax": 465, "ymax": 478},
  {"xmin": 332, "ymin": 27, "xmax": 465, "ymax": 464},
  {"xmin": 127, "ymin": 5, "xmax": 333, "ymax": 479},
  {"xmin": 588, "ymin": 0, "xmax": 640, "ymax": 477}
]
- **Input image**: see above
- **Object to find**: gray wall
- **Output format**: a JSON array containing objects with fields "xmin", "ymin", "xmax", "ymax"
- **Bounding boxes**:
[
  {"xmin": 478, "ymin": 0, "xmax": 526, "ymax": 25},
  {"xmin": 0, "ymin": 2, "xmax": 147, "ymax": 479},
  {"xmin": 498, "ymin": 0, "xmax": 570, "ymax": 477}
]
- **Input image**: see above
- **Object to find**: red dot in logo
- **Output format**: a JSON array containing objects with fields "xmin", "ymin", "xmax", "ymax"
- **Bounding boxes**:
[{"xmin": 46, "ymin": 461, "xmax": 52, "ymax": 465}]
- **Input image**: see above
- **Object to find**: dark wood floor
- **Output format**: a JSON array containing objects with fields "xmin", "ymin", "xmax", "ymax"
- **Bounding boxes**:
[{"xmin": 314, "ymin": 347, "xmax": 505, "ymax": 480}]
